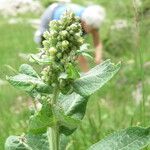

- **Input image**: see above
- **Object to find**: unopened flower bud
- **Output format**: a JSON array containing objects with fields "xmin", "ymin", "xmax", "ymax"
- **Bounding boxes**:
[
  {"xmin": 57, "ymin": 53, "xmax": 62, "ymax": 59},
  {"xmin": 75, "ymin": 33, "xmax": 81, "ymax": 39},
  {"xmin": 49, "ymin": 47, "xmax": 57, "ymax": 55},
  {"xmin": 60, "ymin": 30, "xmax": 68, "ymax": 37},
  {"xmin": 70, "ymin": 24, "xmax": 78, "ymax": 31},
  {"xmin": 77, "ymin": 37, "xmax": 84, "ymax": 45},
  {"xmin": 62, "ymin": 40, "xmax": 69, "ymax": 49},
  {"xmin": 50, "ymin": 30, "xmax": 58, "ymax": 37},
  {"xmin": 43, "ymin": 31, "xmax": 50, "ymax": 39},
  {"xmin": 69, "ymin": 30, "xmax": 74, "ymax": 35}
]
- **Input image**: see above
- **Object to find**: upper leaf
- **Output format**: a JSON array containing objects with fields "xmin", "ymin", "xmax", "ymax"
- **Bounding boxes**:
[
  {"xmin": 66, "ymin": 63, "xmax": 80, "ymax": 80},
  {"xmin": 73, "ymin": 60, "xmax": 121, "ymax": 97},
  {"xmin": 53, "ymin": 105, "xmax": 80, "ymax": 133},
  {"xmin": 57, "ymin": 92, "xmax": 88, "ymax": 135},
  {"xmin": 58, "ymin": 92, "xmax": 87, "ymax": 118},
  {"xmin": 88, "ymin": 127, "xmax": 150, "ymax": 150},
  {"xmin": 19, "ymin": 64, "xmax": 39, "ymax": 78},
  {"xmin": 6, "ymin": 74, "xmax": 52, "ymax": 95},
  {"xmin": 30, "ymin": 54, "xmax": 51, "ymax": 65},
  {"xmin": 56, "ymin": 60, "xmax": 121, "ymax": 135}
]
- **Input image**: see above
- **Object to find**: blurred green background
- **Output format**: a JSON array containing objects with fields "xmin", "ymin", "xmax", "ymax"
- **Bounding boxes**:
[{"xmin": 0, "ymin": 0, "xmax": 149, "ymax": 149}]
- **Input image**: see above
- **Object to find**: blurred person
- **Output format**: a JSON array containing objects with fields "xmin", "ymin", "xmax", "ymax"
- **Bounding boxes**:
[{"xmin": 34, "ymin": 1, "xmax": 106, "ymax": 71}]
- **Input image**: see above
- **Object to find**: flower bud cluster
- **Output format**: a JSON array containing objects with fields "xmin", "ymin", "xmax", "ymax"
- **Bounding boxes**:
[{"xmin": 41, "ymin": 12, "xmax": 84, "ymax": 91}]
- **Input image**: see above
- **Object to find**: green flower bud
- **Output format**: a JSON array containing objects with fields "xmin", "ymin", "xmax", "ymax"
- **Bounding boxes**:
[
  {"xmin": 77, "ymin": 37, "xmax": 84, "ymax": 45},
  {"xmin": 49, "ymin": 47, "xmax": 57, "ymax": 55},
  {"xmin": 42, "ymin": 40, "xmax": 50, "ymax": 50},
  {"xmin": 70, "ymin": 24, "xmax": 78, "ymax": 31},
  {"xmin": 69, "ymin": 30, "xmax": 74, "ymax": 35},
  {"xmin": 60, "ymin": 30, "xmax": 68, "ymax": 37},
  {"xmin": 74, "ymin": 33, "xmax": 81, "ymax": 39},
  {"xmin": 50, "ymin": 30, "xmax": 58, "ymax": 37},
  {"xmin": 60, "ymin": 59, "xmax": 65, "ymax": 64},
  {"xmin": 57, "ymin": 36, "xmax": 62, "ymax": 41},
  {"xmin": 62, "ymin": 40, "xmax": 69, "ymax": 49},
  {"xmin": 56, "ymin": 53, "xmax": 62, "ymax": 59},
  {"xmin": 43, "ymin": 31, "xmax": 50, "ymax": 39},
  {"xmin": 49, "ymin": 20, "xmax": 59, "ymax": 29},
  {"xmin": 66, "ymin": 26, "xmax": 71, "ymax": 31}
]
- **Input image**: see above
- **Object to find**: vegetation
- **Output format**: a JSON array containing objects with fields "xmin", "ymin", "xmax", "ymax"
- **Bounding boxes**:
[{"xmin": 0, "ymin": 0, "xmax": 149, "ymax": 149}]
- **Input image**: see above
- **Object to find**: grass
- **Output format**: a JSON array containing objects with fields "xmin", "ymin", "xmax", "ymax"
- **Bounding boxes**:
[
  {"xmin": 0, "ymin": 0, "xmax": 149, "ymax": 149},
  {"xmin": 0, "ymin": 17, "xmax": 37, "ymax": 148}
]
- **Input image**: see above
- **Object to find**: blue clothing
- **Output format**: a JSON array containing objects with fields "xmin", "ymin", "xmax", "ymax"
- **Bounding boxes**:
[{"xmin": 52, "ymin": 4, "xmax": 85, "ymax": 20}]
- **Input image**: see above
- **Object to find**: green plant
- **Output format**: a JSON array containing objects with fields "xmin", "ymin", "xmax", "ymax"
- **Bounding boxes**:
[{"xmin": 4, "ymin": 12, "xmax": 150, "ymax": 150}]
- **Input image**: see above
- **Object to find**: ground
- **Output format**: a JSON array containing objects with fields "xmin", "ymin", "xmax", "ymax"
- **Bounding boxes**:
[{"xmin": 0, "ymin": 0, "xmax": 149, "ymax": 149}]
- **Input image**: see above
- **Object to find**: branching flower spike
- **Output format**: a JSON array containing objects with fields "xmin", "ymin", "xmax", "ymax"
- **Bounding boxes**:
[{"xmin": 41, "ymin": 12, "xmax": 84, "ymax": 94}]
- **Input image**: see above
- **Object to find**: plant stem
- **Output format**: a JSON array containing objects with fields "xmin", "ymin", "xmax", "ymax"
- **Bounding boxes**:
[
  {"xmin": 48, "ymin": 86, "xmax": 60, "ymax": 150},
  {"xmin": 48, "ymin": 127, "xmax": 59, "ymax": 150}
]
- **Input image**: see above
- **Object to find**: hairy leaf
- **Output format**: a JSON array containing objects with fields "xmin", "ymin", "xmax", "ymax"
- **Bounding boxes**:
[
  {"xmin": 66, "ymin": 63, "xmax": 80, "ymax": 79},
  {"xmin": 30, "ymin": 54, "xmax": 51, "ymax": 65},
  {"xmin": 88, "ymin": 127, "xmax": 150, "ymax": 150},
  {"xmin": 57, "ymin": 92, "xmax": 88, "ymax": 135},
  {"xmin": 6, "ymin": 74, "xmax": 51, "ymax": 94},
  {"xmin": 26, "ymin": 133, "xmax": 49, "ymax": 150},
  {"xmin": 76, "ymin": 44, "xmax": 93, "ymax": 59},
  {"xmin": 5, "ymin": 135, "xmax": 32, "ymax": 150},
  {"xmin": 5, "ymin": 133, "xmax": 49, "ymax": 150},
  {"xmin": 59, "ymin": 134, "xmax": 70, "ymax": 150},
  {"xmin": 54, "ymin": 106, "xmax": 80, "ymax": 132},
  {"xmin": 28, "ymin": 103, "xmax": 53, "ymax": 134},
  {"xmin": 58, "ymin": 92, "xmax": 87, "ymax": 117},
  {"xmin": 73, "ymin": 60, "xmax": 121, "ymax": 97},
  {"xmin": 19, "ymin": 64, "xmax": 39, "ymax": 78}
]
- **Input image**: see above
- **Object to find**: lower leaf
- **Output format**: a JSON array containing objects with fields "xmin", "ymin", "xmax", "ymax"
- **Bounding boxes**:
[
  {"xmin": 5, "ymin": 135, "xmax": 32, "ymax": 150},
  {"xmin": 28, "ymin": 103, "xmax": 53, "ymax": 134},
  {"xmin": 88, "ymin": 126, "xmax": 150, "ymax": 150},
  {"xmin": 5, "ymin": 133, "xmax": 49, "ymax": 150}
]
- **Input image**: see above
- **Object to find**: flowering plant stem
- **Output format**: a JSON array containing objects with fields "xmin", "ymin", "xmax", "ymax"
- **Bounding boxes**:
[
  {"xmin": 48, "ymin": 127, "xmax": 59, "ymax": 150},
  {"xmin": 48, "ymin": 86, "xmax": 60, "ymax": 150}
]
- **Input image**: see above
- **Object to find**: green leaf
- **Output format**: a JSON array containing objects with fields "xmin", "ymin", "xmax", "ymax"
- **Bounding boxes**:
[
  {"xmin": 73, "ymin": 60, "xmax": 121, "ymax": 97},
  {"xmin": 76, "ymin": 44, "xmax": 93, "ymax": 59},
  {"xmin": 53, "ymin": 106, "xmax": 80, "ymax": 132},
  {"xmin": 58, "ymin": 92, "xmax": 87, "ymax": 117},
  {"xmin": 88, "ymin": 127, "xmax": 150, "ymax": 150},
  {"xmin": 5, "ymin": 133, "xmax": 49, "ymax": 150},
  {"xmin": 80, "ymin": 52, "xmax": 93, "ymax": 59},
  {"xmin": 66, "ymin": 63, "xmax": 80, "ymax": 79},
  {"xmin": 6, "ymin": 74, "xmax": 52, "ymax": 94},
  {"xmin": 55, "ymin": 60, "xmax": 121, "ymax": 135},
  {"xmin": 30, "ymin": 54, "xmax": 51, "ymax": 65},
  {"xmin": 5, "ymin": 135, "xmax": 32, "ymax": 150},
  {"xmin": 59, "ymin": 134, "xmax": 70, "ymax": 150},
  {"xmin": 19, "ymin": 64, "xmax": 39, "ymax": 78},
  {"xmin": 26, "ymin": 133, "xmax": 49, "ymax": 150},
  {"xmin": 28, "ymin": 103, "xmax": 53, "ymax": 134},
  {"xmin": 57, "ymin": 92, "xmax": 88, "ymax": 135}
]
